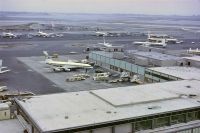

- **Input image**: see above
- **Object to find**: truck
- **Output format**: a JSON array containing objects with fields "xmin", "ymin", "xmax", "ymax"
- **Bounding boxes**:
[{"xmin": 93, "ymin": 73, "xmax": 109, "ymax": 81}]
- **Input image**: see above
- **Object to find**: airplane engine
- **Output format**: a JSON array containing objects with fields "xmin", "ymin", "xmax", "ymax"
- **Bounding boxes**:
[{"xmin": 63, "ymin": 68, "xmax": 71, "ymax": 72}]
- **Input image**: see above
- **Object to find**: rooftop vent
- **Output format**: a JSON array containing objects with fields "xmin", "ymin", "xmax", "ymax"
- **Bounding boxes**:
[
  {"xmin": 106, "ymin": 111, "xmax": 111, "ymax": 114},
  {"xmin": 106, "ymin": 111, "xmax": 117, "ymax": 114},
  {"xmin": 148, "ymin": 106, "xmax": 161, "ymax": 110},
  {"xmin": 186, "ymin": 85, "xmax": 191, "ymax": 88},
  {"xmin": 180, "ymin": 94, "xmax": 197, "ymax": 98},
  {"xmin": 188, "ymin": 94, "xmax": 197, "ymax": 98}
]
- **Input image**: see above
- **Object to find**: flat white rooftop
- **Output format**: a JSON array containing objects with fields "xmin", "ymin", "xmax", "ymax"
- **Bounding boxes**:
[
  {"xmin": 91, "ymin": 51, "xmax": 124, "ymax": 58},
  {"xmin": 148, "ymin": 66, "xmax": 200, "ymax": 80},
  {"xmin": 132, "ymin": 51, "xmax": 182, "ymax": 61},
  {"xmin": 91, "ymin": 87, "xmax": 178, "ymax": 107},
  {"xmin": 183, "ymin": 56, "xmax": 200, "ymax": 62},
  {"xmin": 16, "ymin": 80, "xmax": 200, "ymax": 132}
]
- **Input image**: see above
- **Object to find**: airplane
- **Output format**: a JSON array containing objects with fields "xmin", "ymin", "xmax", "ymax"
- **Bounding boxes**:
[
  {"xmin": 187, "ymin": 48, "xmax": 200, "ymax": 55},
  {"xmin": 36, "ymin": 30, "xmax": 63, "ymax": 38},
  {"xmin": 2, "ymin": 32, "xmax": 17, "ymax": 38},
  {"xmin": 0, "ymin": 60, "xmax": 10, "ymax": 74},
  {"xmin": 0, "ymin": 86, "xmax": 8, "ymax": 92},
  {"xmin": 133, "ymin": 32, "xmax": 168, "ymax": 47},
  {"xmin": 95, "ymin": 31, "xmax": 108, "ymax": 37},
  {"xmin": 148, "ymin": 33, "xmax": 178, "ymax": 44},
  {"xmin": 98, "ymin": 36, "xmax": 113, "ymax": 47},
  {"xmin": 133, "ymin": 38, "xmax": 167, "ymax": 47},
  {"xmin": 95, "ymin": 31, "xmax": 121, "ymax": 37},
  {"xmin": 43, "ymin": 51, "xmax": 93, "ymax": 72},
  {"xmin": 37, "ymin": 30, "xmax": 52, "ymax": 38}
]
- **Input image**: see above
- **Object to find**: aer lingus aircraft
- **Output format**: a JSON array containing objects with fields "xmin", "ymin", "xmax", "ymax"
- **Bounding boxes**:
[{"xmin": 43, "ymin": 51, "xmax": 93, "ymax": 72}]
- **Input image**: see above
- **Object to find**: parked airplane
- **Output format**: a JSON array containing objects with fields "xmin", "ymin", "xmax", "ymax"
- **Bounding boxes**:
[
  {"xmin": 37, "ymin": 30, "xmax": 52, "ymax": 37},
  {"xmin": 95, "ymin": 31, "xmax": 108, "ymax": 37},
  {"xmin": 0, "ymin": 86, "xmax": 8, "ymax": 92},
  {"xmin": 0, "ymin": 60, "xmax": 10, "ymax": 74},
  {"xmin": 36, "ymin": 30, "xmax": 63, "ymax": 38},
  {"xmin": 2, "ymin": 32, "xmax": 17, "ymax": 38},
  {"xmin": 134, "ymin": 39, "xmax": 167, "ymax": 47},
  {"xmin": 43, "ymin": 51, "xmax": 93, "ymax": 72},
  {"xmin": 95, "ymin": 31, "xmax": 121, "ymax": 37},
  {"xmin": 134, "ymin": 38, "xmax": 167, "ymax": 47},
  {"xmin": 98, "ymin": 36, "xmax": 113, "ymax": 47},
  {"xmin": 187, "ymin": 48, "xmax": 200, "ymax": 55},
  {"xmin": 148, "ymin": 34, "xmax": 178, "ymax": 44},
  {"xmin": 134, "ymin": 32, "xmax": 168, "ymax": 47}
]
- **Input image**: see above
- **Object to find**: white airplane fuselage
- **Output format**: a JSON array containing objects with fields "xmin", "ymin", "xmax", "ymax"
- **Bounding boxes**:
[
  {"xmin": 2, "ymin": 32, "xmax": 17, "ymax": 38},
  {"xmin": 43, "ymin": 51, "xmax": 92, "ymax": 72},
  {"xmin": 95, "ymin": 32, "xmax": 108, "ymax": 36},
  {"xmin": 37, "ymin": 31, "xmax": 50, "ymax": 37},
  {"xmin": 46, "ymin": 60, "xmax": 92, "ymax": 68},
  {"xmin": 134, "ymin": 33, "xmax": 167, "ymax": 47},
  {"xmin": 134, "ymin": 40, "xmax": 167, "ymax": 47},
  {"xmin": 187, "ymin": 48, "xmax": 200, "ymax": 55}
]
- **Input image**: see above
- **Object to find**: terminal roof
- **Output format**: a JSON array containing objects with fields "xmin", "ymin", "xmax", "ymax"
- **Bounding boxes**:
[
  {"xmin": 16, "ymin": 80, "xmax": 200, "ymax": 132},
  {"xmin": 183, "ymin": 56, "xmax": 200, "ymax": 62},
  {"xmin": 131, "ymin": 51, "xmax": 182, "ymax": 61},
  {"xmin": 149, "ymin": 66, "xmax": 200, "ymax": 80}
]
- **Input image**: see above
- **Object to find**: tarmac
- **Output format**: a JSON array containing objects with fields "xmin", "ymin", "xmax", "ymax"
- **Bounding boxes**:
[
  {"xmin": 0, "ymin": 36, "xmax": 138, "ymax": 94},
  {"xmin": 17, "ymin": 54, "xmax": 133, "ymax": 92}
]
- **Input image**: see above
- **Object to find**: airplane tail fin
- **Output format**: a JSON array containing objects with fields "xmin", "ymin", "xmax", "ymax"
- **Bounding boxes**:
[
  {"xmin": 0, "ymin": 60, "xmax": 10, "ymax": 73},
  {"xmin": 161, "ymin": 39, "xmax": 167, "ymax": 47},
  {"xmin": 0, "ymin": 60, "xmax": 2, "ymax": 71},
  {"xmin": 43, "ymin": 51, "xmax": 55, "ymax": 65},
  {"xmin": 161, "ymin": 39, "xmax": 166, "ymax": 43},
  {"xmin": 147, "ymin": 31, "xmax": 151, "ymax": 39},
  {"xmin": 103, "ymin": 36, "xmax": 106, "ymax": 45},
  {"xmin": 43, "ymin": 51, "xmax": 51, "ymax": 59}
]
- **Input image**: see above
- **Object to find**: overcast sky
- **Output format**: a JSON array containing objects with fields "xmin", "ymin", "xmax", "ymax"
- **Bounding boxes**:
[{"xmin": 1, "ymin": 0, "xmax": 200, "ymax": 15}]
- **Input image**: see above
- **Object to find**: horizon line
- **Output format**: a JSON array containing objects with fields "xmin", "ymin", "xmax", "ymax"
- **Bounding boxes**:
[{"xmin": 1, "ymin": 10, "xmax": 200, "ymax": 17}]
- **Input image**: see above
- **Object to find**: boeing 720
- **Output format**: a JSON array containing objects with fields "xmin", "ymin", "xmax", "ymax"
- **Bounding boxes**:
[
  {"xmin": 98, "ymin": 36, "xmax": 113, "ymax": 47},
  {"xmin": 43, "ymin": 51, "xmax": 93, "ymax": 72}
]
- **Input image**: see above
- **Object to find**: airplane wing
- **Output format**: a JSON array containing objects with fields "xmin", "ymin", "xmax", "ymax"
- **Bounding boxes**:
[
  {"xmin": 0, "ymin": 69, "xmax": 10, "ymax": 74},
  {"xmin": 133, "ymin": 41, "xmax": 149, "ymax": 45},
  {"xmin": 62, "ymin": 64, "xmax": 92, "ymax": 69},
  {"xmin": 50, "ymin": 64, "xmax": 92, "ymax": 72}
]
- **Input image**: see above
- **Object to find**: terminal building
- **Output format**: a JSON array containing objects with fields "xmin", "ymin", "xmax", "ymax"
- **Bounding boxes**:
[
  {"xmin": 145, "ymin": 66, "xmax": 200, "ymax": 83},
  {"xmin": 126, "ymin": 51, "xmax": 184, "ymax": 67},
  {"xmin": 89, "ymin": 46, "xmax": 187, "ymax": 81},
  {"xmin": 0, "ymin": 103, "xmax": 10, "ymax": 120},
  {"xmin": 15, "ymin": 80, "xmax": 200, "ymax": 133},
  {"xmin": 183, "ymin": 56, "xmax": 200, "ymax": 68},
  {"xmin": 89, "ymin": 50, "xmax": 146, "ymax": 78}
]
